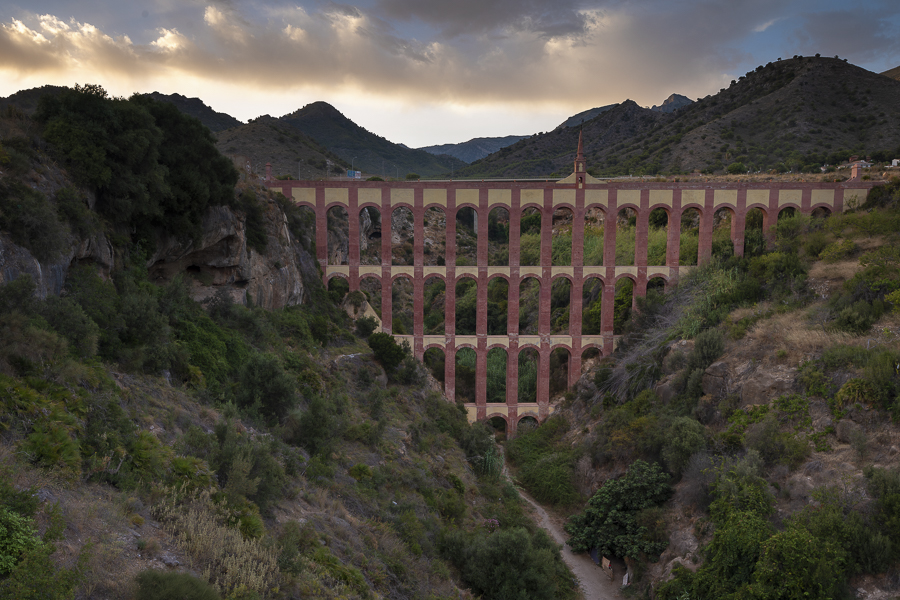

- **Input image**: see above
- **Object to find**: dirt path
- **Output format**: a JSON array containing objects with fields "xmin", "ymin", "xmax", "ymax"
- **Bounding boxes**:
[{"xmin": 518, "ymin": 491, "xmax": 622, "ymax": 600}]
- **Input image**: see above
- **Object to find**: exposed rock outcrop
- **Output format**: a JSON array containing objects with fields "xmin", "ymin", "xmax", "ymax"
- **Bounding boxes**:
[{"xmin": 148, "ymin": 199, "xmax": 311, "ymax": 310}]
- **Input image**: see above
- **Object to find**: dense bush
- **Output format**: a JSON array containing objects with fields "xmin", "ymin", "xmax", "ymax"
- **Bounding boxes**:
[
  {"xmin": 565, "ymin": 460, "xmax": 671, "ymax": 558},
  {"xmin": 135, "ymin": 570, "xmax": 221, "ymax": 600},
  {"xmin": 368, "ymin": 332, "xmax": 408, "ymax": 371}
]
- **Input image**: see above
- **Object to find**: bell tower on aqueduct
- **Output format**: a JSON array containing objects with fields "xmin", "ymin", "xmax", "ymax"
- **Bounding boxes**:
[{"xmin": 267, "ymin": 141, "xmax": 876, "ymax": 434}]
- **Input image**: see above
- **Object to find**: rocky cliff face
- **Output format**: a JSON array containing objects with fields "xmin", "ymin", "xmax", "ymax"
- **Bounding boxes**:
[
  {"xmin": 0, "ymin": 191, "xmax": 315, "ymax": 311},
  {"xmin": 148, "ymin": 198, "xmax": 315, "ymax": 310}
]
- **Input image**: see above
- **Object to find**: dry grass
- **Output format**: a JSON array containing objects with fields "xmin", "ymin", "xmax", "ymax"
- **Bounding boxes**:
[
  {"xmin": 808, "ymin": 259, "xmax": 861, "ymax": 282},
  {"xmin": 747, "ymin": 308, "xmax": 866, "ymax": 364}
]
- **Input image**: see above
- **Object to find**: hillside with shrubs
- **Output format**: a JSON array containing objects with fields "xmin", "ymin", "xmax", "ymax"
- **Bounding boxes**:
[
  {"xmin": 0, "ymin": 86, "xmax": 576, "ymax": 600},
  {"xmin": 501, "ymin": 179, "xmax": 900, "ymax": 598}
]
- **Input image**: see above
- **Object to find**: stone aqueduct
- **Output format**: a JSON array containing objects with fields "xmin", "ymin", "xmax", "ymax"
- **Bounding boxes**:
[{"xmin": 266, "ymin": 149, "xmax": 877, "ymax": 434}]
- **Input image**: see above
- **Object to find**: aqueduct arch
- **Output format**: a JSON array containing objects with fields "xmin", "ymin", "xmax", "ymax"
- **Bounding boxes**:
[{"xmin": 266, "ymin": 140, "xmax": 879, "ymax": 434}]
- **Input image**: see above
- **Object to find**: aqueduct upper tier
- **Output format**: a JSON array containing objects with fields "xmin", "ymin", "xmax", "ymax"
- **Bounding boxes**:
[{"xmin": 265, "ymin": 150, "xmax": 879, "ymax": 434}]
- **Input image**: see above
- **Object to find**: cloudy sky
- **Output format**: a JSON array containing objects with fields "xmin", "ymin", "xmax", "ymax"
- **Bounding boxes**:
[{"xmin": 1, "ymin": 0, "xmax": 899, "ymax": 147}]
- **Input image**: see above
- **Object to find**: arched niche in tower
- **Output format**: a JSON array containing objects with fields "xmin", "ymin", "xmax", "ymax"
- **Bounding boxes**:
[
  {"xmin": 423, "ymin": 276, "xmax": 446, "ymax": 334},
  {"xmin": 615, "ymin": 207, "xmax": 637, "ymax": 266},
  {"xmin": 583, "ymin": 206, "xmax": 605, "ymax": 266},
  {"xmin": 391, "ymin": 206, "xmax": 414, "ymax": 266},
  {"xmin": 679, "ymin": 207, "xmax": 702, "ymax": 266},
  {"xmin": 517, "ymin": 347, "xmax": 539, "ymax": 403},
  {"xmin": 359, "ymin": 206, "xmax": 381, "ymax": 264},
  {"xmin": 454, "ymin": 347, "xmax": 476, "ymax": 404},
  {"xmin": 517, "ymin": 277, "xmax": 541, "ymax": 335},
  {"xmin": 391, "ymin": 275, "xmax": 414, "ymax": 334},
  {"xmin": 487, "ymin": 276, "xmax": 509, "ymax": 336},
  {"xmin": 455, "ymin": 206, "xmax": 478, "ymax": 266},
  {"xmin": 613, "ymin": 277, "xmax": 635, "ymax": 334},
  {"xmin": 552, "ymin": 206, "xmax": 574, "ymax": 266},
  {"xmin": 327, "ymin": 205, "xmax": 349, "ymax": 265},
  {"xmin": 487, "ymin": 347, "xmax": 508, "ymax": 404},
  {"xmin": 488, "ymin": 207, "xmax": 510, "ymax": 266},
  {"xmin": 455, "ymin": 276, "xmax": 478, "ymax": 336},
  {"xmin": 519, "ymin": 207, "xmax": 542, "ymax": 266},
  {"xmin": 550, "ymin": 276, "xmax": 572, "ymax": 334},
  {"xmin": 549, "ymin": 347, "xmax": 570, "ymax": 399},
  {"xmin": 712, "ymin": 206, "xmax": 737, "ymax": 260},
  {"xmin": 647, "ymin": 207, "xmax": 669, "ymax": 266},
  {"xmin": 581, "ymin": 277, "xmax": 604, "ymax": 335}
]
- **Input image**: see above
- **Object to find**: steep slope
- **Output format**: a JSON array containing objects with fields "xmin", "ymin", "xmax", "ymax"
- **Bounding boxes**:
[
  {"xmin": 557, "ymin": 104, "xmax": 617, "ymax": 129},
  {"xmin": 419, "ymin": 135, "xmax": 529, "ymax": 163},
  {"xmin": 462, "ymin": 57, "xmax": 900, "ymax": 178},
  {"xmin": 651, "ymin": 93, "xmax": 693, "ymax": 113},
  {"xmin": 145, "ymin": 92, "xmax": 243, "ymax": 132},
  {"xmin": 216, "ymin": 115, "xmax": 348, "ymax": 179},
  {"xmin": 881, "ymin": 65, "xmax": 900, "ymax": 81},
  {"xmin": 277, "ymin": 101, "xmax": 467, "ymax": 177}
]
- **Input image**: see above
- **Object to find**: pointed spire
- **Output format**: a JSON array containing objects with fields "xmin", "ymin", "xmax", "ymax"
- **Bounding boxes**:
[{"xmin": 574, "ymin": 129, "xmax": 585, "ymax": 173}]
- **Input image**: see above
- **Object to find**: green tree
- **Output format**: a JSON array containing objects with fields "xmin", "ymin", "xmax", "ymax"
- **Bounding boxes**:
[
  {"xmin": 565, "ymin": 460, "xmax": 672, "ymax": 558},
  {"xmin": 368, "ymin": 332, "xmax": 408, "ymax": 371}
]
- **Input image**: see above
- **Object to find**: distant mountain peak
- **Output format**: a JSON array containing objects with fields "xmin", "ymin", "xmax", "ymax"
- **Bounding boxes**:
[{"xmin": 650, "ymin": 94, "xmax": 693, "ymax": 113}]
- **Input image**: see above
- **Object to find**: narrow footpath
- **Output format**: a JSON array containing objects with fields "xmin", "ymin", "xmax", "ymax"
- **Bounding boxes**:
[{"xmin": 517, "ymin": 491, "xmax": 622, "ymax": 600}]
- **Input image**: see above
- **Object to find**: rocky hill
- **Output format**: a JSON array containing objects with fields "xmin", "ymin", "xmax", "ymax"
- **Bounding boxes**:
[
  {"xmin": 651, "ymin": 93, "xmax": 693, "ymax": 113},
  {"xmin": 459, "ymin": 56, "xmax": 900, "ymax": 178},
  {"xmin": 277, "ymin": 101, "xmax": 467, "ymax": 178},
  {"xmin": 145, "ymin": 92, "xmax": 243, "ymax": 132},
  {"xmin": 419, "ymin": 135, "xmax": 529, "ymax": 164}
]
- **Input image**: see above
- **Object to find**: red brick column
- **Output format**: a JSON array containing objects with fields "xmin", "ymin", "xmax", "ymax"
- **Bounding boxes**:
[
  {"xmin": 801, "ymin": 186, "xmax": 812, "ymax": 214},
  {"xmin": 733, "ymin": 188, "xmax": 747, "ymax": 258},
  {"xmin": 698, "ymin": 189, "xmax": 714, "ymax": 264},
  {"xmin": 509, "ymin": 190, "xmax": 521, "ymax": 268},
  {"xmin": 539, "ymin": 190, "xmax": 553, "ymax": 336},
  {"xmin": 602, "ymin": 189, "xmax": 617, "ymax": 354},
  {"xmin": 476, "ymin": 338, "xmax": 487, "ymax": 415},
  {"xmin": 507, "ymin": 338, "xmax": 519, "ymax": 407},
  {"xmin": 573, "ymin": 188, "xmax": 585, "ymax": 268},
  {"xmin": 667, "ymin": 190, "xmax": 681, "ymax": 267},
  {"xmin": 635, "ymin": 189, "xmax": 650, "ymax": 266},
  {"xmin": 445, "ymin": 342, "xmax": 456, "ymax": 400},
  {"xmin": 315, "ymin": 186, "xmax": 328, "ymax": 271},
  {"xmin": 380, "ymin": 189, "xmax": 392, "ymax": 332},
  {"xmin": 568, "ymin": 345, "xmax": 582, "ymax": 388},
  {"xmin": 348, "ymin": 188, "xmax": 360, "ymax": 290},
  {"xmin": 538, "ymin": 343, "xmax": 550, "ymax": 418},
  {"xmin": 477, "ymin": 191, "xmax": 489, "ymax": 337},
  {"xmin": 765, "ymin": 188, "xmax": 778, "ymax": 249},
  {"xmin": 413, "ymin": 188, "xmax": 425, "ymax": 358}
]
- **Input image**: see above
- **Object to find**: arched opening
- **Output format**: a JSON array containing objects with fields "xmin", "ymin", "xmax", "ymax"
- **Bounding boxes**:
[
  {"xmin": 391, "ymin": 206, "xmax": 414, "ymax": 266},
  {"xmin": 455, "ymin": 347, "xmax": 476, "ymax": 403},
  {"xmin": 455, "ymin": 276, "xmax": 478, "ymax": 335},
  {"xmin": 423, "ymin": 347, "xmax": 445, "ymax": 388},
  {"xmin": 679, "ymin": 208, "xmax": 701, "ymax": 266},
  {"xmin": 455, "ymin": 207, "xmax": 478, "ymax": 266},
  {"xmin": 778, "ymin": 206, "xmax": 797, "ymax": 221},
  {"xmin": 646, "ymin": 276, "xmax": 667, "ymax": 309},
  {"xmin": 424, "ymin": 207, "xmax": 447, "ymax": 266},
  {"xmin": 519, "ymin": 207, "xmax": 542, "ymax": 266},
  {"xmin": 487, "ymin": 347, "xmax": 508, "ymax": 403},
  {"xmin": 327, "ymin": 276, "xmax": 349, "ymax": 303},
  {"xmin": 712, "ymin": 207, "xmax": 736, "ymax": 260},
  {"xmin": 615, "ymin": 207, "xmax": 637, "ymax": 266},
  {"xmin": 744, "ymin": 207, "xmax": 766, "ymax": 257},
  {"xmin": 552, "ymin": 207, "xmax": 573, "ymax": 266},
  {"xmin": 518, "ymin": 415, "xmax": 539, "ymax": 431},
  {"xmin": 423, "ymin": 277, "xmax": 446, "ymax": 334},
  {"xmin": 517, "ymin": 348, "xmax": 539, "ymax": 403},
  {"xmin": 359, "ymin": 206, "xmax": 382, "ymax": 265},
  {"xmin": 487, "ymin": 277, "xmax": 509, "ymax": 335},
  {"xmin": 549, "ymin": 347, "xmax": 570, "ymax": 399},
  {"xmin": 391, "ymin": 276, "xmax": 413, "ymax": 334},
  {"xmin": 518, "ymin": 277, "xmax": 541, "ymax": 335},
  {"xmin": 488, "ymin": 207, "xmax": 509, "ymax": 266},
  {"xmin": 613, "ymin": 278, "xmax": 634, "ymax": 334},
  {"xmin": 327, "ymin": 206, "xmax": 349, "ymax": 265},
  {"xmin": 647, "ymin": 208, "xmax": 669, "ymax": 266},
  {"xmin": 292, "ymin": 205, "xmax": 317, "ymax": 253},
  {"xmin": 550, "ymin": 277, "xmax": 572, "ymax": 334},
  {"xmin": 583, "ymin": 207, "xmax": 605, "ymax": 266},
  {"xmin": 488, "ymin": 416, "xmax": 508, "ymax": 437},
  {"xmin": 581, "ymin": 277, "xmax": 604, "ymax": 335},
  {"xmin": 359, "ymin": 276, "xmax": 382, "ymax": 323},
  {"xmin": 811, "ymin": 206, "xmax": 832, "ymax": 219}
]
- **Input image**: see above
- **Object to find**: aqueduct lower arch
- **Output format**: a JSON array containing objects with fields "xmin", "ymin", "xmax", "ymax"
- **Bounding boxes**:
[{"xmin": 267, "ymin": 150, "xmax": 877, "ymax": 435}]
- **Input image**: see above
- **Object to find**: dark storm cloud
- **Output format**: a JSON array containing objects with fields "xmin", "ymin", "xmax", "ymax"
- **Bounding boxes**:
[
  {"xmin": 792, "ymin": 6, "xmax": 900, "ymax": 63},
  {"xmin": 375, "ymin": 0, "xmax": 594, "ymax": 39}
]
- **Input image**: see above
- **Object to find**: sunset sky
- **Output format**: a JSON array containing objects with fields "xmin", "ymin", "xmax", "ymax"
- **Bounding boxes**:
[{"xmin": 1, "ymin": 0, "xmax": 898, "ymax": 148}]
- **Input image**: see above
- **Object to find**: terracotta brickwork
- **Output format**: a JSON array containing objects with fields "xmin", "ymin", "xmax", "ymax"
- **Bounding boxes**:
[{"xmin": 266, "ymin": 159, "xmax": 878, "ymax": 434}]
